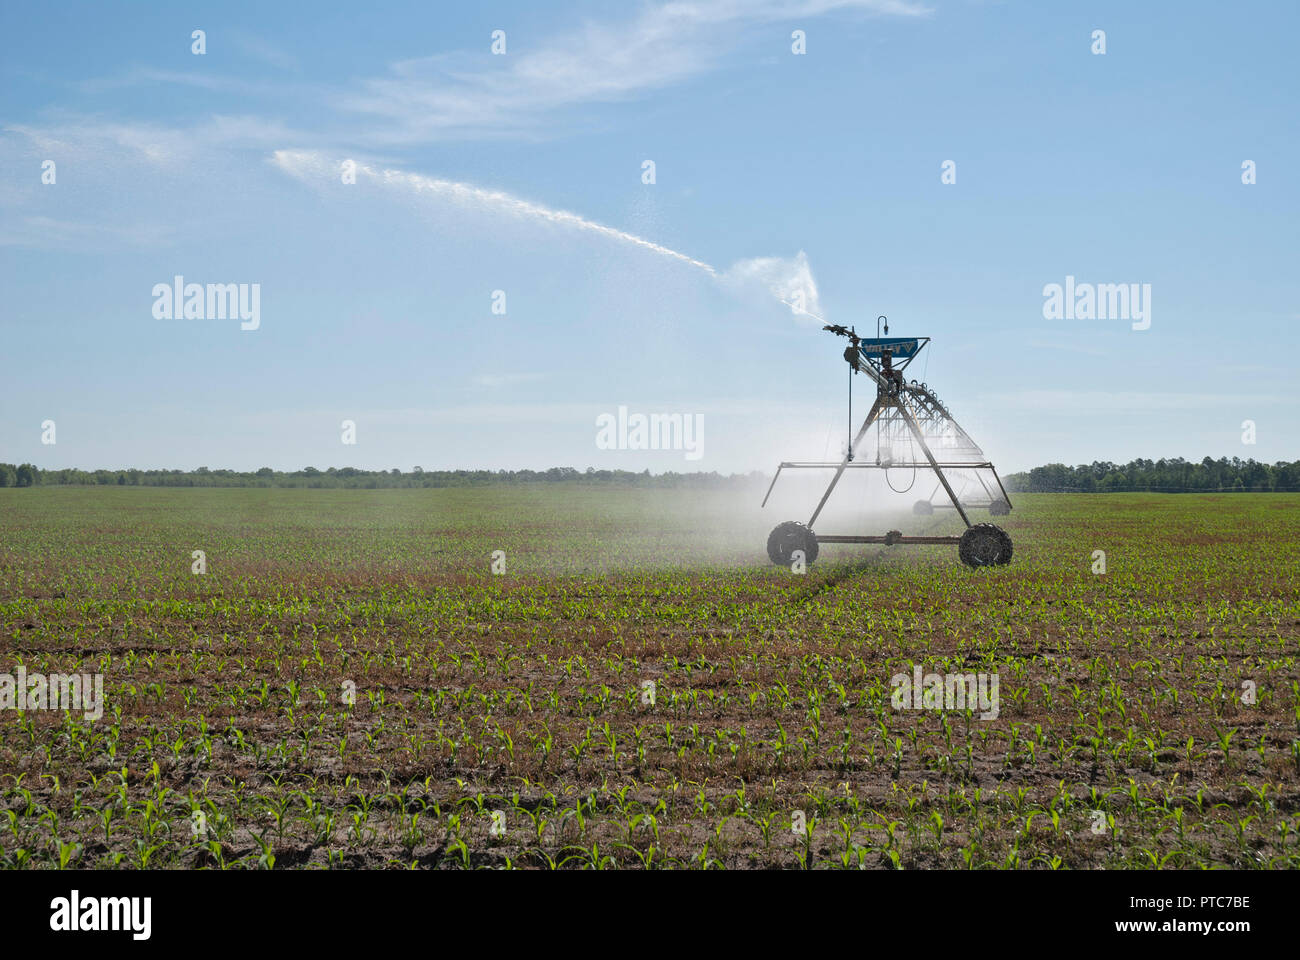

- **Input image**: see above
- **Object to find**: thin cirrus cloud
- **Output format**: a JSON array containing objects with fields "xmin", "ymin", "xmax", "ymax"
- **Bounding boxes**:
[
  {"xmin": 335, "ymin": 0, "xmax": 932, "ymax": 142},
  {"xmin": 0, "ymin": 214, "xmax": 175, "ymax": 249},
  {"xmin": 4, "ymin": 115, "xmax": 299, "ymax": 168},
  {"xmin": 0, "ymin": 0, "xmax": 933, "ymax": 253},
  {"xmin": 12, "ymin": 1, "xmax": 933, "ymax": 160}
]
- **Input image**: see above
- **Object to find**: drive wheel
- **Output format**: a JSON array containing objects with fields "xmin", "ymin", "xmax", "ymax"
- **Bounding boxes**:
[
  {"xmin": 913, "ymin": 500, "xmax": 934, "ymax": 515},
  {"xmin": 958, "ymin": 523, "xmax": 1012, "ymax": 568},
  {"xmin": 989, "ymin": 499, "xmax": 1010, "ymax": 516},
  {"xmin": 767, "ymin": 521, "xmax": 819, "ymax": 566}
]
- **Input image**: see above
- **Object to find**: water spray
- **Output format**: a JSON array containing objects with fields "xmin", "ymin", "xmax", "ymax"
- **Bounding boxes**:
[{"xmin": 272, "ymin": 150, "xmax": 823, "ymax": 322}]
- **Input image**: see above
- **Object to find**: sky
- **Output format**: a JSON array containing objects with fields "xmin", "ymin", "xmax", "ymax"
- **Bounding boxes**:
[{"xmin": 1, "ymin": 0, "xmax": 1296, "ymax": 475}]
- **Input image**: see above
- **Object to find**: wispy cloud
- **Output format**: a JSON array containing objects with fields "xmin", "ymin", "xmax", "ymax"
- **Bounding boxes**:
[
  {"xmin": 4, "ymin": 114, "xmax": 297, "ymax": 168},
  {"xmin": 0, "ymin": 0, "xmax": 932, "ymax": 254},
  {"xmin": 336, "ymin": 0, "xmax": 931, "ymax": 142},
  {"xmin": 0, "ymin": 214, "xmax": 174, "ymax": 249},
  {"xmin": 0, "ymin": 116, "xmax": 295, "ymax": 251},
  {"xmin": 11, "ymin": 0, "xmax": 933, "ymax": 166}
]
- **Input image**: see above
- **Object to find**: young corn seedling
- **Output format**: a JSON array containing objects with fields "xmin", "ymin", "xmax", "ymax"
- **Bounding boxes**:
[{"xmin": 1213, "ymin": 725, "xmax": 1237, "ymax": 768}]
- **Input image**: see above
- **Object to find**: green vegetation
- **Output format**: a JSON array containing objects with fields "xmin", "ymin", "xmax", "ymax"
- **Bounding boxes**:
[
  {"xmin": 1005, "ymin": 456, "xmax": 1300, "ymax": 493},
  {"xmin": 1, "ymin": 486, "xmax": 1297, "ymax": 869},
  {"xmin": 6, "ymin": 455, "xmax": 1298, "ymax": 492},
  {"xmin": 0, "ymin": 464, "xmax": 754, "ymax": 490}
]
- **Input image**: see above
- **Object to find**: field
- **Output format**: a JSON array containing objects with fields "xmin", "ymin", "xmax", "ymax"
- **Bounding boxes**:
[{"xmin": 1, "ymin": 485, "xmax": 1298, "ymax": 869}]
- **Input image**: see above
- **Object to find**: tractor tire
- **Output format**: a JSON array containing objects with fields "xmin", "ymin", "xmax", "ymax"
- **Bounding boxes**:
[
  {"xmin": 958, "ymin": 523, "xmax": 1013, "ymax": 568},
  {"xmin": 988, "ymin": 499, "xmax": 1011, "ymax": 516},
  {"xmin": 913, "ymin": 500, "xmax": 935, "ymax": 515},
  {"xmin": 767, "ymin": 521, "xmax": 819, "ymax": 566}
]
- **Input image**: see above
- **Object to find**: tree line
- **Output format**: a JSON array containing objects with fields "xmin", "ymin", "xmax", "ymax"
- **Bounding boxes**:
[
  {"xmin": 2, "ymin": 457, "xmax": 1297, "ymax": 492},
  {"xmin": 0, "ymin": 464, "xmax": 761, "ymax": 489},
  {"xmin": 1002, "ymin": 457, "xmax": 1300, "ymax": 493}
]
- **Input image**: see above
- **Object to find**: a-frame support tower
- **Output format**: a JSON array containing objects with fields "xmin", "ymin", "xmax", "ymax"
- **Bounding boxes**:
[{"xmin": 762, "ymin": 322, "xmax": 1014, "ymax": 568}]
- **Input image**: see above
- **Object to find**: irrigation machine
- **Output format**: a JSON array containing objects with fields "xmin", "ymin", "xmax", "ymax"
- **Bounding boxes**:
[{"xmin": 763, "ymin": 318, "xmax": 1014, "ymax": 569}]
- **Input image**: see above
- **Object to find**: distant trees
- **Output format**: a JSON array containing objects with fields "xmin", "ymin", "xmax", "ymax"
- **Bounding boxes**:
[
  {"xmin": 3, "ymin": 457, "xmax": 1296, "ymax": 492},
  {"xmin": 1004, "ymin": 457, "xmax": 1300, "ymax": 493},
  {"xmin": 0, "ymin": 463, "xmax": 758, "ymax": 490}
]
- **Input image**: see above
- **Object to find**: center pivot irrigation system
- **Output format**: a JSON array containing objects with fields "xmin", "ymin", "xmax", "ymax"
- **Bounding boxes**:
[{"xmin": 762, "ymin": 318, "xmax": 1014, "ymax": 568}]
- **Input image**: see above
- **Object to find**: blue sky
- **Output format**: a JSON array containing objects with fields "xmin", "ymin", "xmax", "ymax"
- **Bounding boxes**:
[{"xmin": 1, "ymin": 0, "xmax": 1296, "ymax": 475}]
